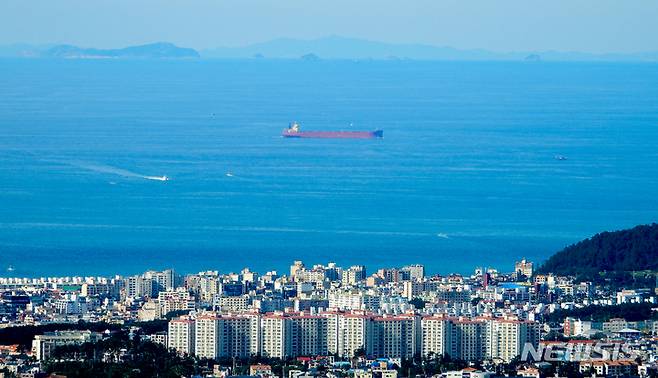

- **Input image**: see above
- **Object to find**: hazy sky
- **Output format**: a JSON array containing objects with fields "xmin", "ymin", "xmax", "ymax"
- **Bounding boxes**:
[{"xmin": 2, "ymin": 0, "xmax": 658, "ymax": 53}]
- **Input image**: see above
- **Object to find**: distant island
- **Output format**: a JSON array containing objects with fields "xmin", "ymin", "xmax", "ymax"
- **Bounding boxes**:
[
  {"xmin": 200, "ymin": 36, "xmax": 658, "ymax": 62},
  {"xmin": 2, "ymin": 37, "xmax": 658, "ymax": 62},
  {"xmin": 525, "ymin": 54, "xmax": 541, "ymax": 62},
  {"xmin": 300, "ymin": 53, "xmax": 320, "ymax": 61},
  {"xmin": 41, "ymin": 42, "xmax": 199, "ymax": 59},
  {"xmin": 537, "ymin": 223, "xmax": 658, "ymax": 284}
]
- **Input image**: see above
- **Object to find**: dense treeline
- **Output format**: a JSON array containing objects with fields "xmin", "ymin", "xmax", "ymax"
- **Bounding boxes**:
[
  {"xmin": 538, "ymin": 223, "xmax": 658, "ymax": 280},
  {"xmin": 0, "ymin": 321, "xmax": 121, "ymax": 350},
  {"xmin": 0, "ymin": 317, "xmax": 171, "ymax": 350},
  {"xmin": 406, "ymin": 353, "xmax": 469, "ymax": 376},
  {"xmin": 44, "ymin": 332, "xmax": 208, "ymax": 378},
  {"xmin": 0, "ymin": 368, "xmax": 17, "ymax": 378},
  {"xmin": 545, "ymin": 302, "xmax": 658, "ymax": 323}
]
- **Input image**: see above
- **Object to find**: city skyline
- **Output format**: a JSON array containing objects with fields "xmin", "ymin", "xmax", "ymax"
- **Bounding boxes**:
[{"xmin": 4, "ymin": 254, "xmax": 655, "ymax": 376}]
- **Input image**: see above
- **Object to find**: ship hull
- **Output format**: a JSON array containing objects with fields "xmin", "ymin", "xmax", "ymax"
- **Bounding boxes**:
[{"xmin": 282, "ymin": 130, "xmax": 383, "ymax": 139}]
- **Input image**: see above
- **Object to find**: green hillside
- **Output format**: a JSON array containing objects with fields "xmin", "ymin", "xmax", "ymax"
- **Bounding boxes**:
[{"xmin": 538, "ymin": 223, "xmax": 658, "ymax": 280}]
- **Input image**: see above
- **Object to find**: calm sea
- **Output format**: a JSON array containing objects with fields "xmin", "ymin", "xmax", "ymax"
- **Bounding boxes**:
[{"xmin": 1, "ymin": 59, "xmax": 657, "ymax": 277}]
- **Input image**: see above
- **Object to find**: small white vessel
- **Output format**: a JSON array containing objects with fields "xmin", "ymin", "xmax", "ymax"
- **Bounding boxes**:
[{"xmin": 147, "ymin": 175, "xmax": 170, "ymax": 181}]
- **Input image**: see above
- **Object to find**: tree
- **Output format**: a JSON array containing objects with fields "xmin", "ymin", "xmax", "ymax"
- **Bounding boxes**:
[
  {"xmin": 409, "ymin": 298, "xmax": 426, "ymax": 309},
  {"xmin": 537, "ymin": 223, "xmax": 658, "ymax": 287}
]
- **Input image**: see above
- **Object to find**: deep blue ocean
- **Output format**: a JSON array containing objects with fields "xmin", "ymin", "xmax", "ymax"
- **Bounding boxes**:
[{"xmin": 1, "ymin": 59, "xmax": 658, "ymax": 277}]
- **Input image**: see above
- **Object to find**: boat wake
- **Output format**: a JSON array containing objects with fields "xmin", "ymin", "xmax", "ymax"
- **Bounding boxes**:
[
  {"xmin": 56, "ymin": 160, "xmax": 170, "ymax": 182},
  {"xmin": 144, "ymin": 175, "xmax": 170, "ymax": 181}
]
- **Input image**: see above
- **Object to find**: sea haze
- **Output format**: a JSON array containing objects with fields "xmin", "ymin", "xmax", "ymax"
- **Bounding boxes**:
[{"xmin": 1, "ymin": 59, "xmax": 657, "ymax": 277}]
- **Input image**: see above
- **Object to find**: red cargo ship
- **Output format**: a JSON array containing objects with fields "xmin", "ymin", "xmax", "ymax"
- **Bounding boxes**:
[{"xmin": 282, "ymin": 122, "xmax": 383, "ymax": 139}]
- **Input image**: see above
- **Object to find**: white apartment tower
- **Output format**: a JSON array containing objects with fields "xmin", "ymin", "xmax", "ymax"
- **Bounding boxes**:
[
  {"xmin": 219, "ymin": 313, "xmax": 261, "ymax": 357},
  {"xmin": 489, "ymin": 319, "xmax": 540, "ymax": 362},
  {"xmin": 195, "ymin": 313, "xmax": 220, "ymax": 359},
  {"xmin": 371, "ymin": 315, "xmax": 417, "ymax": 359},
  {"xmin": 421, "ymin": 315, "xmax": 451, "ymax": 357},
  {"xmin": 337, "ymin": 313, "xmax": 372, "ymax": 357},
  {"xmin": 289, "ymin": 314, "xmax": 329, "ymax": 357},
  {"xmin": 168, "ymin": 316, "xmax": 195, "ymax": 355},
  {"xmin": 452, "ymin": 319, "xmax": 488, "ymax": 362},
  {"xmin": 261, "ymin": 314, "xmax": 289, "ymax": 358},
  {"xmin": 342, "ymin": 265, "xmax": 367, "ymax": 286}
]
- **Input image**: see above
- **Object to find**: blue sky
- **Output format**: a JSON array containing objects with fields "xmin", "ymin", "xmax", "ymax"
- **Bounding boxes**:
[{"xmin": 2, "ymin": 0, "xmax": 658, "ymax": 53}]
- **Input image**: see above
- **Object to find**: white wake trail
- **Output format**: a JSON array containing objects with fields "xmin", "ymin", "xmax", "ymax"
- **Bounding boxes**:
[{"xmin": 56, "ymin": 160, "xmax": 169, "ymax": 181}]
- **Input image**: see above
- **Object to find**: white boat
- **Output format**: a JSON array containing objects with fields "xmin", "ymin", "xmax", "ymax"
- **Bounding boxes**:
[{"xmin": 146, "ymin": 175, "xmax": 170, "ymax": 181}]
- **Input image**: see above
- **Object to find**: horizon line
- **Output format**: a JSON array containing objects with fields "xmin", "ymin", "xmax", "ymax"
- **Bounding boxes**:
[{"xmin": 3, "ymin": 36, "xmax": 658, "ymax": 57}]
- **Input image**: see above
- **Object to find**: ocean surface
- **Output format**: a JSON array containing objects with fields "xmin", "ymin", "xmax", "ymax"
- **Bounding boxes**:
[{"xmin": 1, "ymin": 59, "xmax": 658, "ymax": 278}]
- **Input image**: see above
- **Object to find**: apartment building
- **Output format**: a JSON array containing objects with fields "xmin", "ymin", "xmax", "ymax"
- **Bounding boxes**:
[{"xmin": 168, "ymin": 316, "xmax": 195, "ymax": 355}]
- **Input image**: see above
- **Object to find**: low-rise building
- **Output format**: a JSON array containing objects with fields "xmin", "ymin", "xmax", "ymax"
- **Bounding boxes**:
[{"xmin": 32, "ymin": 330, "xmax": 101, "ymax": 361}]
